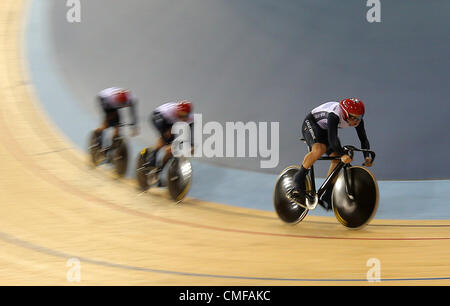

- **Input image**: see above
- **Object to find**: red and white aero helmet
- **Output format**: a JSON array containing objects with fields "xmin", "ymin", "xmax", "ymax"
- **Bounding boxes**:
[
  {"xmin": 339, "ymin": 98, "xmax": 365, "ymax": 120},
  {"xmin": 115, "ymin": 90, "xmax": 130, "ymax": 104},
  {"xmin": 177, "ymin": 100, "xmax": 193, "ymax": 114}
]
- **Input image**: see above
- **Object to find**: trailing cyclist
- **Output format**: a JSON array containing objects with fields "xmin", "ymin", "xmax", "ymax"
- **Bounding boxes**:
[
  {"xmin": 146, "ymin": 100, "xmax": 194, "ymax": 171},
  {"xmin": 94, "ymin": 87, "xmax": 139, "ymax": 149}
]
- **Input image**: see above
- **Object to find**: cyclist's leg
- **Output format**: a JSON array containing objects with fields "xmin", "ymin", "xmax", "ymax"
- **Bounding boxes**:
[
  {"xmin": 302, "ymin": 143, "xmax": 327, "ymax": 169},
  {"xmin": 316, "ymin": 151, "xmax": 340, "ymax": 209},
  {"xmin": 293, "ymin": 143, "xmax": 326, "ymax": 192},
  {"xmin": 110, "ymin": 126, "xmax": 120, "ymax": 150},
  {"xmin": 293, "ymin": 116, "xmax": 327, "ymax": 192},
  {"xmin": 327, "ymin": 152, "xmax": 340, "ymax": 179},
  {"xmin": 95, "ymin": 99, "xmax": 112, "ymax": 147},
  {"xmin": 112, "ymin": 125, "xmax": 120, "ymax": 138},
  {"xmin": 106, "ymin": 110, "xmax": 120, "ymax": 147},
  {"xmin": 95, "ymin": 121, "xmax": 108, "ymax": 134},
  {"xmin": 154, "ymin": 135, "xmax": 167, "ymax": 151},
  {"xmin": 94, "ymin": 120, "xmax": 108, "ymax": 148},
  {"xmin": 148, "ymin": 133, "xmax": 174, "ymax": 169},
  {"xmin": 149, "ymin": 112, "xmax": 173, "ymax": 167},
  {"xmin": 161, "ymin": 144, "xmax": 173, "ymax": 166},
  {"xmin": 160, "ymin": 129, "xmax": 175, "ymax": 167},
  {"xmin": 152, "ymin": 134, "xmax": 169, "ymax": 160}
]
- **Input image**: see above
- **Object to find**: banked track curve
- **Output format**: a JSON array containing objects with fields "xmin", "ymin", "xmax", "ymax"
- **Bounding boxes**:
[{"xmin": 0, "ymin": 0, "xmax": 449, "ymax": 285}]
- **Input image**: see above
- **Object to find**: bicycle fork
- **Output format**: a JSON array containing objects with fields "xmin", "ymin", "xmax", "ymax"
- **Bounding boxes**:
[
  {"xmin": 316, "ymin": 163, "xmax": 355, "ymax": 200},
  {"xmin": 343, "ymin": 165, "xmax": 355, "ymax": 200}
]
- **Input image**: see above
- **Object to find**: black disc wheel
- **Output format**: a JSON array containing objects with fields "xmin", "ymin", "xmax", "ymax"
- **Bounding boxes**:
[
  {"xmin": 273, "ymin": 165, "xmax": 312, "ymax": 224},
  {"xmin": 167, "ymin": 157, "xmax": 192, "ymax": 202},
  {"xmin": 332, "ymin": 166, "xmax": 379, "ymax": 229}
]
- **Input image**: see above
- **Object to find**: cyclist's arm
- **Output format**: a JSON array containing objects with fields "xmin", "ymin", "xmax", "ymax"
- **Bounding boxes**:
[
  {"xmin": 327, "ymin": 113, "xmax": 346, "ymax": 155},
  {"xmin": 355, "ymin": 119, "xmax": 370, "ymax": 158},
  {"xmin": 189, "ymin": 123, "xmax": 194, "ymax": 148},
  {"xmin": 128, "ymin": 99, "xmax": 138, "ymax": 126}
]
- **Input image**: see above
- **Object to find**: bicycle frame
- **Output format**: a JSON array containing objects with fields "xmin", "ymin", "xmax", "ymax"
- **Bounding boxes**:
[
  {"xmin": 308, "ymin": 154, "xmax": 346, "ymax": 197},
  {"xmin": 304, "ymin": 143, "xmax": 375, "ymax": 200},
  {"xmin": 101, "ymin": 122, "xmax": 131, "ymax": 152}
]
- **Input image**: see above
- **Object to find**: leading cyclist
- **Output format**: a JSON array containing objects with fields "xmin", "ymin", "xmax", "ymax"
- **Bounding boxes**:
[{"xmin": 287, "ymin": 98, "xmax": 373, "ymax": 210}]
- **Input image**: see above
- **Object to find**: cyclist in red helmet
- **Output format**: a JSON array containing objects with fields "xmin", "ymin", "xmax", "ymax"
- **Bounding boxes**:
[
  {"xmin": 287, "ymin": 98, "xmax": 373, "ymax": 210},
  {"xmin": 146, "ymin": 100, "xmax": 194, "ymax": 169},
  {"xmin": 94, "ymin": 87, "xmax": 139, "ymax": 148}
]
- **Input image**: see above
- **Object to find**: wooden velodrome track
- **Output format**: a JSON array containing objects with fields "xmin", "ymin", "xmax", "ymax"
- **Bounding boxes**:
[{"xmin": 0, "ymin": 0, "xmax": 449, "ymax": 286}]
